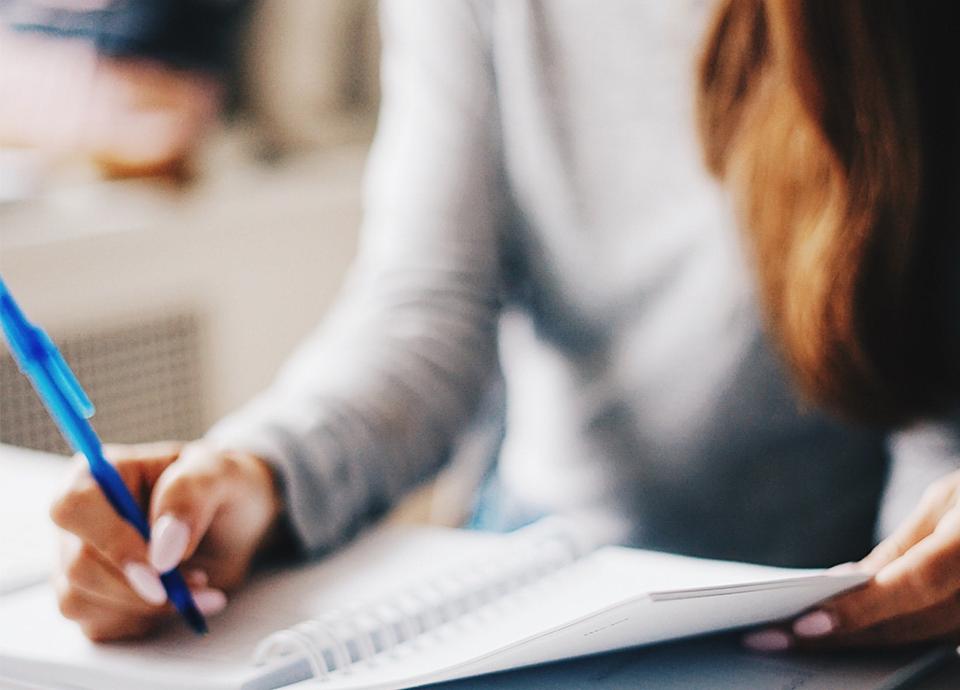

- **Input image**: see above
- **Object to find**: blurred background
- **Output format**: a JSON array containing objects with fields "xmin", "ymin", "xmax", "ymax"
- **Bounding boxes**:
[{"xmin": 0, "ymin": 0, "xmax": 381, "ymax": 457}]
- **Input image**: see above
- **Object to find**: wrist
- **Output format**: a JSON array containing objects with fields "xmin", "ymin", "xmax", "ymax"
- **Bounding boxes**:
[{"xmin": 229, "ymin": 450, "xmax": 287, "ymax": 556}]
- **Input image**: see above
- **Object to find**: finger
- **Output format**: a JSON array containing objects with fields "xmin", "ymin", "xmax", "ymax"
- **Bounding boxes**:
[
  {"xmin": 55, "ymin": 561, "xmax": 228, "ymax": 640},
  {"xmin": 82, "ymin": 615, "xmax": 160, "ymax": 643},
  {"xmin": 184, "ymin": 568, "xmax": 209, "ymax": 588},
  {"xmin": 101, "ymin": 441, "xmax": 183, "ymax": 465},
  {"xmin": 50, "ymin": 470, "xmax": 156, "ymax": 581},
  {"xmin": 55, "ymin": 575, "xmax": 163, "ymax": 642},
  {"xmin": 806, "ymin": 505, "xmax": 960, "ymax": 635},
  {"xmin": 742, "ymin": 627, "xmax": 795, "ymax": 653},
  {"xmin": 873, "ymin": 505, "xmax": 960, "ymax": 603},
  {"xmin": 60, "ymin": 532, "xmax": 167, "ymax": 610},
  {"xmin": 109, "ymin": 446, "xmax": 186, "ymax": 503},
  {"xmin": 54, "ymin": 566, "xmax": 166, "ymax": 629},
  {"xmin": 190, "ymin": 587, "xmax": 229, "ymax": 617},
  {"xmin": 148, "ymin": 443, "xmax": 230, "ymax": 573},
  {"xmin": 860, "ymin": 478, "xmax": 957, "ymax": 573},
  {"xmin": 796, "ymin": 594, "xmax": 960, "ymax": 650},
  {"xmin": 52, "ymin": 446, "xmax": 182, "ymax": 607},
  {"xmin": 63, "ymin": 443, "xmax": 180, "ymax": 476},
  {"xmin": 51, "ymin": 444, "xmax": 182, "ymax": 563}
]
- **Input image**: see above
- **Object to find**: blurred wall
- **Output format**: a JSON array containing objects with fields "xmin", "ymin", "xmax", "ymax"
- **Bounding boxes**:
[
  {"xmin": 0, "ymin": 1, "xmax": 380, "ymax": 446},
  {"xmin": 245, "ymin": 0, "xmax": 380, "ymax": 150},
  {"xmin": 0, "ymin": 141, "xmax": 366, "ymax": 442}
]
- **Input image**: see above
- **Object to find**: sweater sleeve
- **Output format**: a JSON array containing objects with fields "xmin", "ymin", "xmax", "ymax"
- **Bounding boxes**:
[
  {"xmin": 205, "ymin": 0, "xmax": 504, "ymax": 554},
  {"xmin": 877, "ymin": 414, "xmax": 960, "ymax": 541}
]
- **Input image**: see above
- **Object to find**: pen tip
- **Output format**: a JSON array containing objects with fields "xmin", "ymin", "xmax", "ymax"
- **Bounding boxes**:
[
  {"xmin": 183, "ymin": 604, "xmax": 209, "ymax": 635},
  {"xmin": 160, "ymin": 570, "xmax": 209, "ymax": 635}
]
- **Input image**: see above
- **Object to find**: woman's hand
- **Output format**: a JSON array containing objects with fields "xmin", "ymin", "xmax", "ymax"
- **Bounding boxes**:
[
  {"xmin": 744, "ymin": 469, "xmax": 960, "ymax": 652},
  {"xmin": 50, "ymin": 441, "xmax": 283, "ymax": 642}
]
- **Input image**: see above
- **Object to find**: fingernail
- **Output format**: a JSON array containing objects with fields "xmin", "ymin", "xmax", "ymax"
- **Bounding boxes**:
[
  {"xmin": 742, "ymin": 629, "xmax": 793, "ymax": 652},
  {"xmin": 185, "ymin": 569, "xmax": 209, "ymax": 588},
  {"xmin": 793, "ymin": 610, "xmax": 837, "ymax": 638},
  {"xmin": 149, "ymin": 515, "xmax": 190, "ymax": 573},
  {"xmin": 193, "ymin": 588, "xmax": 227, "ymax": 616},
  {"xmin": 123, "ymin": 562, "xmax": 167, "ymax": 606}
]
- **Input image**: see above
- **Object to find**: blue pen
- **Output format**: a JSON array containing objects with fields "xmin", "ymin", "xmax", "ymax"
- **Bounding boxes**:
[{"xmin": 0, "ymin": 275, "xmax": 207, "ymax": 634}]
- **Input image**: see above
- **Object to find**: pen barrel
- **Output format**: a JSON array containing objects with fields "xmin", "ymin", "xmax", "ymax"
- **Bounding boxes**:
[
  {"xmin": 2, "ymin": 284, "xmax": 207, "ymax": 634},
  {"xmin": 91, "ymin": 461, "xmax": 153, "ymax": 540},
  {"xmin": 30, "ymin": 363, "xmax": 152, "ymax": 538},
  {"xmin": 161, "ymin": 569, "xmax": 209, "ymax": 635}
]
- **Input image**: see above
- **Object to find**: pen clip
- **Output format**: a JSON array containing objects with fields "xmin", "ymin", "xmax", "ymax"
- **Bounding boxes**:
[{"xmin": 37, "ymin": 329, "xmax": 96, "ymax": 419}]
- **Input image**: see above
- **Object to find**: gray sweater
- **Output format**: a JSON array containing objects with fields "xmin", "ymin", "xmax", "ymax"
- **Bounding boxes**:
[{"xmin": 208, "ymin": 0, "xmax": 960, "ymax": 567}]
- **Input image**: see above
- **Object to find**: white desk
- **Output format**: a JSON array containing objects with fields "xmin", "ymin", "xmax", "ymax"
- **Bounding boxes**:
[
  {"xmin": 2, "ymin": 444, "xmax": 958, "ymax": 689},
  {"xmin": 0, "ymin": 445, "xmax": 70, "ymax": 593}
]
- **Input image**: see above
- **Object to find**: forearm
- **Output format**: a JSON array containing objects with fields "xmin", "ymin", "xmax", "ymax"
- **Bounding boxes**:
[
  {"xmin": 206, "ymin": 269, "xmax": 500, "ymax": 554},
  {"xmin": 207, "ymin": 0, "xmax": 503, "ymax": 555}
]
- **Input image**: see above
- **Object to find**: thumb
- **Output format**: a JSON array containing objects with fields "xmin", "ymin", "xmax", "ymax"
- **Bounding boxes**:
[
  {"xmin": 858, "ymin": 479, "xmax": 954, "ymax": 574},
  {"xmin": 147, "ymin": 443, "xmax": 227, "ymax": 574}
]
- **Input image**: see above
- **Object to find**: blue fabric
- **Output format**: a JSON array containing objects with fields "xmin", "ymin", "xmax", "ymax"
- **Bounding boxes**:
[
  {"xmin": 466, "ymin": 471, "xmax": 545, "ymax": 533},
  {"xmin": 3, "ymin": 0, "xmax": 249, "ymax": 69}
]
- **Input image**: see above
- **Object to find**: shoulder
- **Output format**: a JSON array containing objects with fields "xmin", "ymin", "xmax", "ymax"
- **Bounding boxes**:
[{"xmin": 378, "ymin": 0, "xmax": 493, "ymax": 44}]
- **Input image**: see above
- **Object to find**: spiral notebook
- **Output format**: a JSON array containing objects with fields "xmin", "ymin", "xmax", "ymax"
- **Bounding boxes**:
[{"xmin": 0, "ymin": 519, "xmax": 869, "ymax": 690}]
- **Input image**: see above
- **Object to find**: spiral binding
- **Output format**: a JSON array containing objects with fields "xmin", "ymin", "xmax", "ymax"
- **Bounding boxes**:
[{"xmin": 253, "ymin": 521, "xmax": 581, "ymax": 681}]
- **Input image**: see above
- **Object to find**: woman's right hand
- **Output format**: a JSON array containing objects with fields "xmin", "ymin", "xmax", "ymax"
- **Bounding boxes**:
[{"xmin": 50, "ymin": 441, "xmax": 283, "ymax": 641}]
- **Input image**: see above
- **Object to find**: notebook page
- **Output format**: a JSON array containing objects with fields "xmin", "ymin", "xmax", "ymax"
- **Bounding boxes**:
[
  {"xmin": 290, "ymin": 546, "xmax": 867, "ymax": 690},
  {"xmin": 0, "ymin": 445, "xmax": 69, "ymax": 594},
  {"xmin": 0, "ymin": 525, "xmax": 507, "ymax": 690}
]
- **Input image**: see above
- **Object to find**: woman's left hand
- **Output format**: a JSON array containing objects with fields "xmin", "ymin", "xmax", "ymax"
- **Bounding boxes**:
[{"xmin": 744, "ymin": 469, "xmax": 960, "ymax": 652}]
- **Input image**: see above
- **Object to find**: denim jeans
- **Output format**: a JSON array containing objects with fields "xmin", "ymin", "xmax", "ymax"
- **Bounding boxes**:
[{"xmin": 466, "ymin": 471, "xmax": 546, "ymax": 533}]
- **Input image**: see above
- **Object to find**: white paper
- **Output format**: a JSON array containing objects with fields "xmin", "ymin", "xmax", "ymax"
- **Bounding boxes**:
[
  {"xmin": 0, "ymin": 526, "xmax": 506, "ymax": 690},
  {"xmin": 284, "ymin": 547, "xmax": 868, "ymax": 689},
  {"xmin": 1, "ymin": 520, "xmax": 869, "ymax": 690},
  {"xmin": 0, "ymin": 445, "xmax": 69, "ymax": 594}
]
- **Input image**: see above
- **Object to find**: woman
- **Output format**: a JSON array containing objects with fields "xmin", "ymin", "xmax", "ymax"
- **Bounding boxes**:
[{"xmin": 49, "ymin": 0, "xmax": 960, "ymax": 652}]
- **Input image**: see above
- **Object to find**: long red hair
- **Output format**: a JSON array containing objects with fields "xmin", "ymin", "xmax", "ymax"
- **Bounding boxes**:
[{"xmin": 697, "ymin": 0, "xmax": 960, "ymax": 426}]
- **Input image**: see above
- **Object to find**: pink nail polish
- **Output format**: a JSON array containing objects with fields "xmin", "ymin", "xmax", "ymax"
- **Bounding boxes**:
[
  {"xmin": 793, "ymin": 610, "xmax": 836, "ymax": 638},
  {"xmin": 186, "ymin": 569, "xmax": 209, "ymax": 588},
  {"xmin": 193, "ymin": 589, "xmax": 227, "ymax": 616},
  {"xmin": 123, "ymin": 562, "xmax": 167, "ymax": 605},
  {"xmin": 149, "ymin": 515, "xmax": 190, "ymax": 573},
  {"xmin": 742, "ymin": 629, "xmax": 793, "ymax": 652}
]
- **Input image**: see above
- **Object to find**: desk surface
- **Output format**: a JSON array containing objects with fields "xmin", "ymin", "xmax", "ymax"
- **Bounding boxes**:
[
  {"xmin": 919, "ymin": 658, "xmax": 960, "ymax": 690},
  {"xmin": 429, "ymin": 636, "xmax": 960, "ymax": 690},
  {"xmin": 2, "ymin": 444, "xmax": 959, "ymax": 690},
  {"xmin": 0, "ymin": 444, "xmax": 70, "ymax": 593}
]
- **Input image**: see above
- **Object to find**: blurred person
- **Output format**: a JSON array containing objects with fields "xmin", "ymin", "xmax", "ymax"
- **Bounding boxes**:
[
  {"xmin": 47, "ymin": 0, "xmax": 960, "ymax": 654},
  {"xmin": 0, "ymin": 0, "xmax": 246, "ymax": 178}
]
